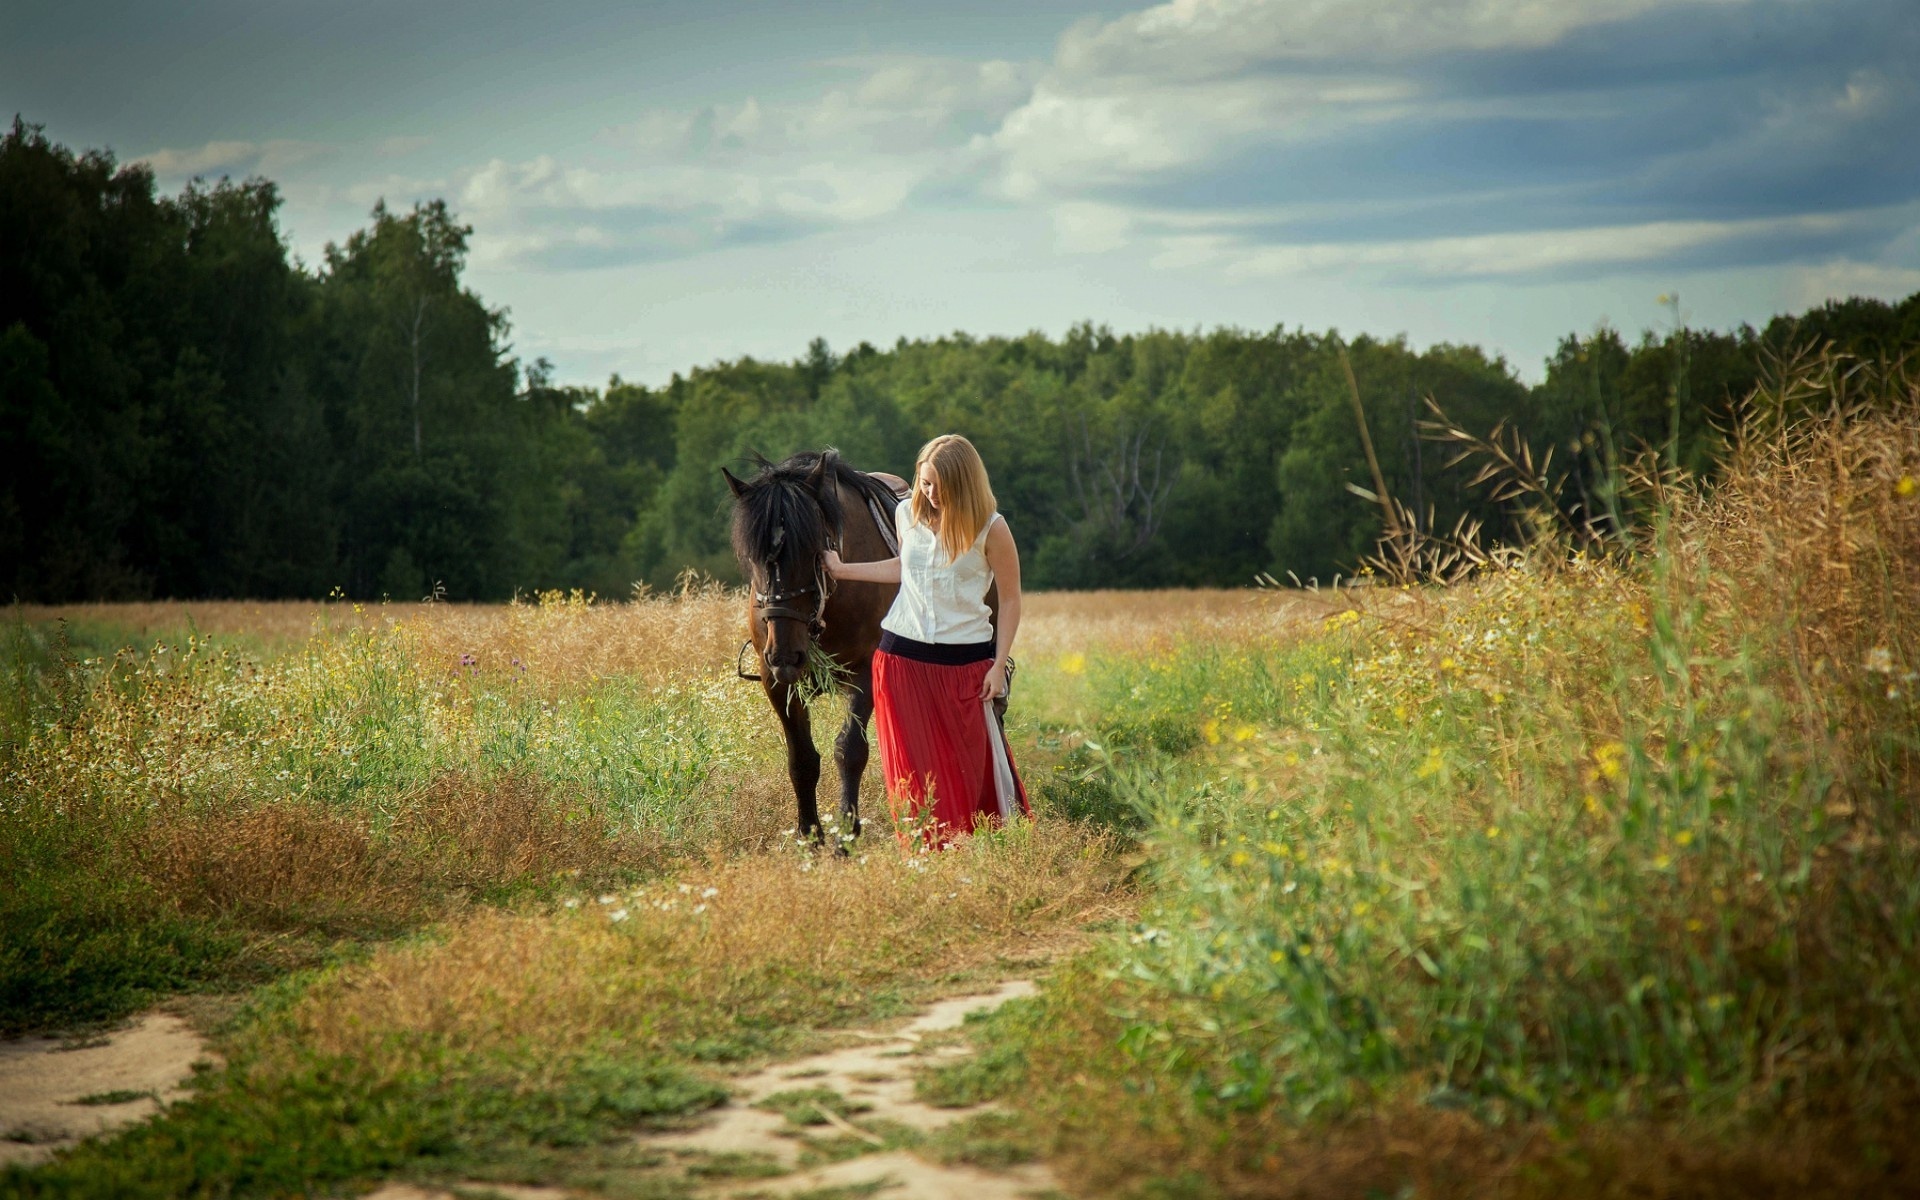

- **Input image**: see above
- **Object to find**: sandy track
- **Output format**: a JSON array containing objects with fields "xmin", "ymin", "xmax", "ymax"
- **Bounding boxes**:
[
  {"xmin": 0, "ymin": 1013, "xmax": 214, "ymax": 1167},
  {"xmin": 650, "ymin": 979, "xmax": 1054, "ymax": 1197}
]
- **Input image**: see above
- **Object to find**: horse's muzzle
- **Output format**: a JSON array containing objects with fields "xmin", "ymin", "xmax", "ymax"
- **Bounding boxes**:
[{"xmin": 766, "ymin": 649, "xmax": 805, "ymax": 686}]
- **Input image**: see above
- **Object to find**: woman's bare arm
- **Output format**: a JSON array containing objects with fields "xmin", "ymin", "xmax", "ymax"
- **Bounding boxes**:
[
  {"xmin": 981, "ymin": 518, "xmax": 1021, "ymax": 701},
  {"xmin": 825, "ymin": 549, "xmax": 901, "ymax": 583}
]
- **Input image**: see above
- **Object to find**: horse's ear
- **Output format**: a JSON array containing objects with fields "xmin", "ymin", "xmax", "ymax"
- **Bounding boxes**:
[
  {"xmin": 721, "ymin": 466, "xmax": 748, "ymax": 498},
  {"xmin": 805, "ymin": 453, "xmax": 832, "ymax": 494}
]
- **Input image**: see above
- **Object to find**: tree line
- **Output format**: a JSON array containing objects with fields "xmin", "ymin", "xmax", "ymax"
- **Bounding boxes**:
[{"xmin": 5, "ymin": 120, "xmax": 1917, "ymax": 602}]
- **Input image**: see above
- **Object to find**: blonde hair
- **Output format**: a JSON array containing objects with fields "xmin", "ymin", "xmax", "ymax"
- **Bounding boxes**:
[{"xmin": 911, "ymin": 434, "xmax": 997, "ymax": 563}]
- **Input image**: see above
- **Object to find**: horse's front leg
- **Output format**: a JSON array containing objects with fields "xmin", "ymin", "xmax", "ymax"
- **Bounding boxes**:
[
  {"xmin": 832, "ymin": 666, "xmax": 876, "ymax": 854},
  {"xmin": 770, "ymin": 682, "xmax": 823, "ymax": 843}
]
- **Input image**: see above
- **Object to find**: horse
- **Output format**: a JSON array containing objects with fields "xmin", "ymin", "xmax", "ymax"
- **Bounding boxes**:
[{"xmin": 723, "ymin": 450, "xmax": 905, "ymax": 848}]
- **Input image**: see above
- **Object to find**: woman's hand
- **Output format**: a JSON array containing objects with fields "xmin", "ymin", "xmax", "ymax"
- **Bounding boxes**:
[
  {"xmin": 979, "ymin": 657, "xmax": 1010, "ymax": 701},
  {"xmin": 824, "ymin": 548, "xmax": 846, "ymax": 578}
]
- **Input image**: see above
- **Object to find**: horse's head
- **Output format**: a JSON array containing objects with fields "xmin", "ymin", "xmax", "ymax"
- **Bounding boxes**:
[{"xmin": 725, "ymin": 451, "xmax": 846, "ymax": 686}]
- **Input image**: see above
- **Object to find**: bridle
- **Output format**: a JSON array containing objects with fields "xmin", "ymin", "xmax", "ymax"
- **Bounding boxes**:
[{"xmin": 751, "ymin": 524, "xmax": 836, "ymax": 639}]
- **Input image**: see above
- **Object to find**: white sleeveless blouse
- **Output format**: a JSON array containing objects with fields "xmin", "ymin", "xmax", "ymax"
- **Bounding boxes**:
[{"xmin": 880, "ymin": 507, "xmax": 1001, "ymax": 645}]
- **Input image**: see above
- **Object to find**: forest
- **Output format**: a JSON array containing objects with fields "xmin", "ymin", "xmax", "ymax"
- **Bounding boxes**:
[{"xmin": 6, "ymin": 117, "xmax": 1919, "ymax": 602}]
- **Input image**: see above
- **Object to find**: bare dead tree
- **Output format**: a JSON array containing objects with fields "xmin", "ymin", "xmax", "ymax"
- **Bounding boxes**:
[
  {"xmin": 1061, "ymin": 412, "xmax": 1178, "ymax": 555},
  {"xmin": 402, "ymin": 295, "xmax": 430, "ymax": 459}
]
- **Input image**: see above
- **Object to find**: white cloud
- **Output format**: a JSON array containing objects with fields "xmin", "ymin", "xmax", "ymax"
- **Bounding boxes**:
[
  {"xmin": 1141, "ymin": 208, "xmax": 1904, "ymax": 281},
  {"xmin": 1055, "ymin": 0, "xmax": 1745, "ymax": 79},
  {"xmin": 452, "ymin": 56, "xmax": 1044, "ymax": 270},
  {"xmin": 1776, "ymin": 259, "xmax": 1920, "ymax": 312},
  {"xmin": 1052, "ymin": 202, "xmax": 1134, "ymax": 253},
  {"xmin": 138, "ymin": 138, "xmax": 334, "ymax": 179}
]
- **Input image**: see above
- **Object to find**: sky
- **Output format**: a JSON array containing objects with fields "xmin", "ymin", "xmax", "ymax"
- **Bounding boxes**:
[{"xmin": 8, "ymin": 0, "xmax": 1919, "ymax": 386}]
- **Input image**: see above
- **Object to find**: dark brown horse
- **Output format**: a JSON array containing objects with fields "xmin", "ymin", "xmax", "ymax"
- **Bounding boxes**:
[{"xmin": 723, "ymin": 450, "xmax": 903, "ymax": 847}]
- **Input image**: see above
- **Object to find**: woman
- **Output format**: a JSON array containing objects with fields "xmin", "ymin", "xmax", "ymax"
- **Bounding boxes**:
[{"xmin": 825, "ymin": 434, "xmax": 1029, "ymax": 845}]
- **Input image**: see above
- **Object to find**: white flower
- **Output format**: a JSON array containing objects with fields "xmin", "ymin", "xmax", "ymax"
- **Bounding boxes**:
[
  {"xmin": 563, "ymin": 898, "xmax": 580, "ymax": 909},
  {"xmin": 598, "ymin": 894, "xmax": 617, "ymax": 904},
  {"xmin": 694, "ymin": 904, "xmax": 708, "ymax": 915},
  {"xmin": 700, "ymin": 887, "xmax": 719, "ymax": 899},
  {"xmin": 608, "ymin": 909, "xmax": 629, "ymax": 922},
  {"xmin": 1865, "ymin": 647, "xmax": 1894, "ymax": 674},
  {"xmin": 677, "ymin": 883, "xmax": 693, "ymax": 894}
]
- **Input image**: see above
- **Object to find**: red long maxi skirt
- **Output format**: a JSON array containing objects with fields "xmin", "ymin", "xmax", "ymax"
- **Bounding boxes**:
[{"xmin": 872, "ymin": 651, "xmax": 1031, "ymax": 847}]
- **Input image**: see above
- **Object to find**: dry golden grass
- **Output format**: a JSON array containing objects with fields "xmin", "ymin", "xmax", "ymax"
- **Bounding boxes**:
[
  {"xmin": 7, "ymin": 599, "xmax": 373, "ymax": 651},
  {"xmin": 1020, "ymin": 587, "xmax": 1332, "ymax": 660},
  {"xmin": 259, "ymin": 818, "xmax": 1129, "ymax": 1078},
  {"xmin": 1694, "ymin": 365, "xmax": 1920, "ymax": 679},
  {"xmin": 127, "ymin": 772, "xmax": 676, "ymax": 934}
]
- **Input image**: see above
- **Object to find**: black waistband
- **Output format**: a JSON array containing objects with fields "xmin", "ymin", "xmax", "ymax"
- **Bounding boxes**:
[{"xmin": 878, "ymin": 630, "xmax": 996, "ymax": 666}]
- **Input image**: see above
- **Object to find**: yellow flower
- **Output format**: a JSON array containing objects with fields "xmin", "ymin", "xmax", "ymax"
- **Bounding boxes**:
[
  {"xmin": 1674, "ymin": 830, "xmax": 1694, "ymax": 846},
  {"xmin": 1059, "ymin": 651, "xmax": 1087, "ymax": 675},
  {"xmin": 1203, "ymin": 718, "xmax": 1223, "ymax": 745},
  {"xmin": 1897, "ymin": 475, "xmax": 1916, "ymax": 497},
  {"xmin": 1233, "ymin": 724, "xmax": 1257, "ymax": 742}
]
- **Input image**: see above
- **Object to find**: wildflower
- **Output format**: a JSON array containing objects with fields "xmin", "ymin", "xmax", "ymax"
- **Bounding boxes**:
[
  {"xmin": 1864, "ymin": 647, "xmax": 1894, "ymax": 674},
  {"xmin": 609, "ymin": 908, "xmax": 629, "ymax": 922},
  {"xmin": 1897, "ymin": 475, "xmax": 1916, "ymax": 497},
  {"xmin": 598, "ymin": 894, "xmax": 617, "ymax": 904},
  {"xmin": 1593, "ymin": 740, "xmax": 1627, "ymax": 781},
  {"xmin": 1059, "ymin": 652, "xmax": 1087, "ymax": 675},
  {"xmin": 1674, "ymin": 830, "xmax": 1694, "ymax": 846},
  {"xmin": 693, "ymin": 904, "xmax": 707, "ymax": 915},
  {"xmin": 1485, "ymin": 825, "xmax": 1500, "ymax": 839},
  {"xmin": 700, "ymin": 886, "xmax": 719, "ymax": 899},
  {"xmin": 563, "ymin": 898, "xmax": 580, "ymax": 909}
]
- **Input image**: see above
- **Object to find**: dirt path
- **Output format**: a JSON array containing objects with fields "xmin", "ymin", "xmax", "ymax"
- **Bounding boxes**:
[
  {"xmin": 650, "ymin": 978, "xmax": 1054, "ymax": 1198},
  {"xmin": 0, "ymin": 1013, "xmax": 214, "ymax": 1168},
  {"xmin": 366, "ymin": 978, "xmax": 1056, "ymax": 1200}
]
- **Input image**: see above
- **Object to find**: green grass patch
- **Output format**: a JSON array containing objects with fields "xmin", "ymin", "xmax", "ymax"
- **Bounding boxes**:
[
  {"xmin": 2, "ymin": 1050, "xmax": 722, "ymax": 1198},
  {"xmin": 913, "ymin": 999, "xmax": 1041, "ymax": 1109},
  {"xmin": 921, "ymin": 1110, "xmax": 1037, "ymax": 1168},
  {"xmin": 755, "ymin": 1087, "xmax": 874, "ymax": 1128},
  {"xmin": 66, "ymin": 1091, "xmax": 152, "ymax": 1107}
]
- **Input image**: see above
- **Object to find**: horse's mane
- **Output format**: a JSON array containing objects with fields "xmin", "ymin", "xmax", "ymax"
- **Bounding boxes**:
[{"xmin": 730, "ymin": 450, "xmax": 899, "ymax": 581}]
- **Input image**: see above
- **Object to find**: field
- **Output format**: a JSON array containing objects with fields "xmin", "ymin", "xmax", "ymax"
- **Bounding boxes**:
[{"xmin": 3, "ymin": 374, "xmax": 1919, "ymax": 1198}]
